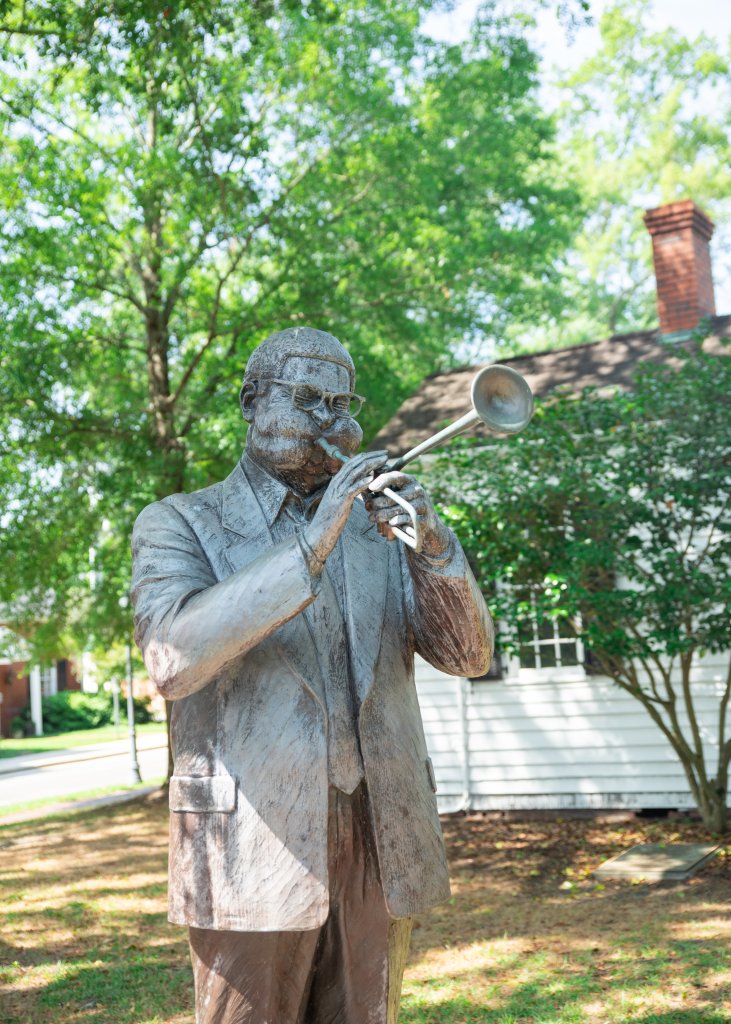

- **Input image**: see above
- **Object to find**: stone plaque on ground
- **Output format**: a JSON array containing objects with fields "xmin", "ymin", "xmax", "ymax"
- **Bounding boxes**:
[{"xmin": 594, "ymin": 843, "xmax": 719, "ymax": 882}]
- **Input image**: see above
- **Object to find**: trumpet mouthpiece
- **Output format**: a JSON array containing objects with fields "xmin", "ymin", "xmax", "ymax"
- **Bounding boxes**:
[{"xmin": 317, "ymin": 438, "xmax": 349, "ymax": 463}]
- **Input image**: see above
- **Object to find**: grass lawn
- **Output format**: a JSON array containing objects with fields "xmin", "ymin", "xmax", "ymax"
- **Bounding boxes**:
[
  {"xmin": 1, "ymin": 796, "xmax": 729, "ymax": 1024},
  {"xmin": 0, "ymin": 722, "xmax": 166, "ymax": 759}
]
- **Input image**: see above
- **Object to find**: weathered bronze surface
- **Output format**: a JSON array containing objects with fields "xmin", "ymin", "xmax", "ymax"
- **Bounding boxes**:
[
  {"xmin": 132, "ymin": 326, "xmax": 493, "ymax": 1022},
  {"xmin": 188, "ymin": 785, "xmax": 413, "ymax": 1022}
]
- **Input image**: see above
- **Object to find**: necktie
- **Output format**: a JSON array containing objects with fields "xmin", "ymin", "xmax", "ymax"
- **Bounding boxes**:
[{"xmin": 280, "ymin": 499, "xmax": 364, "ymax": 793}]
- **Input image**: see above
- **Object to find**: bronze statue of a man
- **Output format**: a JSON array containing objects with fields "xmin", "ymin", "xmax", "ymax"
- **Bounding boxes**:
[{"xmin": 132, "ymin": 327, "xmax": 493, "ymax": 1023}]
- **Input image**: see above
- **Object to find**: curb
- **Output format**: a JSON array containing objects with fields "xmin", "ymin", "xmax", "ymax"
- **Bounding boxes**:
[
  {"xmin": 0, "ymin": 785, "xmax": 163, "ymax": 826},
  {"xmin": 0, "ymin": 739, "xmax": 168, "ymax": 776}
]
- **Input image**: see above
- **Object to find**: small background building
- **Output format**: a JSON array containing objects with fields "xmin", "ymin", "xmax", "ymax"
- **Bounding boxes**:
[
  {"xmin": 0, "ymin": 650, "xmax": 82, "ymax": 738},
  {"xmin": 374, "ymin": 200, "xmax": 730, "ymax": 814}
]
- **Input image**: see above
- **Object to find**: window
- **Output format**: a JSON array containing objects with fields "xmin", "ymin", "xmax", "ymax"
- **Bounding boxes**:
[
  {"xmin": 467, "ymin": 579, "xmax": 590, "ymax": 685},
  {"xmin": 40, "ymin": 665, "xmax": 57, "ymax": 698},
  {"xmin": 517, "ymin": 591, "xmax": 584, "ymax": 669},
  {"xmin": 498, "ymin": 588, "xmax": 586, "ymax": 681}
]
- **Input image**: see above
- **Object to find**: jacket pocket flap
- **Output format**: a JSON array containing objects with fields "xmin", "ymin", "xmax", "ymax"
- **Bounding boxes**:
[{"xmin": 169, "ymin": 775, "xmax": 236, "ymax": 813}]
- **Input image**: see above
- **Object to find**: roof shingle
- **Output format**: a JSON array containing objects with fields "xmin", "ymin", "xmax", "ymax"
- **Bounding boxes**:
[{"xmin": 371, "ymin": 316, "xmax": 730, "ymax": 453}]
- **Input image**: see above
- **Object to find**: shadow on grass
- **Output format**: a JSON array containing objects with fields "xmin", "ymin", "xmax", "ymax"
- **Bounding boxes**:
[{"xmin": 0, "ymin": 903, "xmax": 171, "ymax": 966}]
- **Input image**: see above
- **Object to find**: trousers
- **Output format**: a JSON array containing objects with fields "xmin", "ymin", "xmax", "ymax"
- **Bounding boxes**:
[{"xmin": 188, "ymin": 784, "xmax": 413, "ymax": 1024}]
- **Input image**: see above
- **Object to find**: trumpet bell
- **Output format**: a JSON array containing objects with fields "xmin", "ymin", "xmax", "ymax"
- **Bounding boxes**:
[
  {"xmin": 385, "ymin": 362, "xmax": 534, "ymax": 473},
  {"xmin": 471, "ymin": 364, "xmax": 534, "ymax": 434}
]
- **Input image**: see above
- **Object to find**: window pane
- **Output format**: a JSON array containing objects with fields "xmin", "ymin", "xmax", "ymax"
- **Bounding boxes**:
[
  {"xmin": 40, "ymin": 667, "xmax": 54, "ymax": 697},
  {"xmin": 518, "ymin": 620, "xmax": 534, "ymax": 644},
  {"xmin": 557, "ymin": 617, "xmax": 575, "ymax": 639},
  {"xmin": 538, "ymin": 617, "xmax": 553, "ymax": 641},
  {"xmin": 560, "ymin": 642, "xmax": 579, "ymax": 666},
  {"xmin": 539, "ymin": 645, "xmax": 556, "ymax": 668},
  {"xmin": 519, "ymin": 646, "xmax": 536, "ymax": 668}
]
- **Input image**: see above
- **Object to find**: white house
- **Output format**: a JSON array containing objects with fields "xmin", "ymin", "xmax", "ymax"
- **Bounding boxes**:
[
  {"xmin": 414, "ymin": 652, "xmax": 729, "ymax": 814},
  {"xmin": 374, "ymin": 200, "xmax": 731, "ymax": 814}
]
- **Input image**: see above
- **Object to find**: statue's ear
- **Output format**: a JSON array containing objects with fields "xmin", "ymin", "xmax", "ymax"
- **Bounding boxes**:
[{"xmin": 240, "ymin": 380, "xmax": 257, "ymax": 423}]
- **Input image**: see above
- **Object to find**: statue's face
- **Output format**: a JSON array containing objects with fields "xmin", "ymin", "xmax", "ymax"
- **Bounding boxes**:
[{"xmin": 245, "ymin": 355, "xmax": 363, "ymax": 495}]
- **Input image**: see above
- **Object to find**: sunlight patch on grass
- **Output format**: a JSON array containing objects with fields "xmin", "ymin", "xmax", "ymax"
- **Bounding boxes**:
[
  {"xmin": 706, "ymin": 968, "xmax": 731, "ymax": 987},
  {"xmin": 670, "ymin": 914, "xmax": 731, "ymax": 941},
  {"xmin": 408, "ymin": 936, "xmax": 528, "ymax": 981}
]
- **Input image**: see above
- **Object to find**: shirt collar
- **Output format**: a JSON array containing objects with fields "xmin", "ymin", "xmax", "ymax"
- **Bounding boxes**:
[
  {"xmin": 241, "ymin": 452, "xmax": 289, "ymax": 527},
  {"xmin": 241, "ymin": 451, "xmax": 327, "ymax": 526}
]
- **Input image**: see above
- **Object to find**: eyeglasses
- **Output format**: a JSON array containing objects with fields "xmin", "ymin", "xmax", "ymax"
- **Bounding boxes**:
[{"xmin": 259, "ymin": 378, "xmax": 365, "ymax": 418}]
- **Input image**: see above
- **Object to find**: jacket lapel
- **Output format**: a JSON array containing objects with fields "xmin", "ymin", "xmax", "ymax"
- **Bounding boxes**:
[
  {"xmin": 341, "ymin": 500, "xmax": 390, "ymax": 705},
  {"xmin": 221, "ymin": 462, "xmax": 270, "ymax": 555},
  {"xmin": 221, "ymin": 463, "xmax": 326, "ymax": 709}
]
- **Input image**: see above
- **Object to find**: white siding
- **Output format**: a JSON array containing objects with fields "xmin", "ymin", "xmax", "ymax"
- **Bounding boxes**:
[{"xmin": 415, "ymin": 651, "xmax": 731, "ymax": 814}]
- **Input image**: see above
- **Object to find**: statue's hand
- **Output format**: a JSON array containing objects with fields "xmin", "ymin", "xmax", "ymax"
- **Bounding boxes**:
[
  {"xmin": 365, "ymin": 471, "xmax": 452, "ymax": 560},
  {"xmin": 303, "ymin": 451, "xmax": 388, "ymax": 573}
]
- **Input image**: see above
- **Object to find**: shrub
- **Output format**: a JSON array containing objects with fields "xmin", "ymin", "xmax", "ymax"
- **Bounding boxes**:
[
  {"xmin": 10, "ymin": 690, "xmax": 153, "ymax": 736},
  {"xmin": 127, "ymin": 695, "xmax": 154, "ymax": 725}
]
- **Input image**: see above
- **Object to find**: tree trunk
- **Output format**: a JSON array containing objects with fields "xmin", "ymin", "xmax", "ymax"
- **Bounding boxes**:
[
  {"xmin": 695, "ymin": 786, "xmax": 728, "ymax": 834},
  {"xmin": 607, "ymin": 666, "xmax": 729, "ymax": 835},
  {"xmin": 141, "ymin": 199, "xmax": 186, "ymax": 785},
  {"xmin": 677, "ymin": 754, "xmax": 728, "ymax": 834}
]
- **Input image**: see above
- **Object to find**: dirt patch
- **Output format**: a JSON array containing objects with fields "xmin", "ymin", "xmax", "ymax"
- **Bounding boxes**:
[{"xmin": 415, "ymin": 812, "xmax": 731, "ymax": 944}]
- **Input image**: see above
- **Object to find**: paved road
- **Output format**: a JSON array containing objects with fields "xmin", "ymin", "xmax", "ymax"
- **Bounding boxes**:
[{"xmin": 0, "ymin": 738, "xmax": 168, "ymax": 809}]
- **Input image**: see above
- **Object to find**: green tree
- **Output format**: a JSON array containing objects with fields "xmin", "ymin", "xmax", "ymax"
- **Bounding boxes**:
[
  {"xmin": 501, "ymin": 0, "xmax": 731, "ymax": 353},
  {"xmin": 430, "ymin": 337, "xmax": 731, "ymax": 833},
  {"xmin": 0, "ymin": 0, "xmax": 579, "ymax": 665}
]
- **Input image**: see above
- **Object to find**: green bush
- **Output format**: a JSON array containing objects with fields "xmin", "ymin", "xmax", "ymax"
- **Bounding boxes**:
[{"xmin": 10, "ymin": 690, "xmax": 153, "ymax": 736}]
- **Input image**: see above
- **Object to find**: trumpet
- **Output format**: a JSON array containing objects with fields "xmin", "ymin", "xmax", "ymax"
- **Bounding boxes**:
[{"xmin": 318, "ymin": 364, "xmax": 534, "ymax": 551}]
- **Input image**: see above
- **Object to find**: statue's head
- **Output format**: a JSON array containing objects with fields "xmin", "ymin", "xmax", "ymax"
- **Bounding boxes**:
[{"xmin": 240, "ymin": 327, "xmax": 364, "ymax": 495}]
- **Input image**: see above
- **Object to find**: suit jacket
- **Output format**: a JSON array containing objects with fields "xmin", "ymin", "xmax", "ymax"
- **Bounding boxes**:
[{"xmin": 132, "ymin": 457, "xmax": 493, "ymax": 931}]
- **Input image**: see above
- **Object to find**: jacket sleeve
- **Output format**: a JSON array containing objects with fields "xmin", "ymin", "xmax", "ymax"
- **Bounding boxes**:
[
  {"xmin": 400, "ymin": 529, "xmax": 494, "ymax": 678},
  {"xmin": 131, "ymin": 500, "xmax": 320, "ymax": 700}
]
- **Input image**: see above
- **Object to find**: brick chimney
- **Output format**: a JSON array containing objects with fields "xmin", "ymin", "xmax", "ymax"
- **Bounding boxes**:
[{"xmin": 643, "ymin": 200, "xmax": 716, "ymax": 336}]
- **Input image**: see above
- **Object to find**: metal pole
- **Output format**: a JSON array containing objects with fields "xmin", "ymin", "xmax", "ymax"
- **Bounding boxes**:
[
  {"xmin": 112, "ymin": 677, "xmax": 120, "ymax": 733},
  {"xmin": 125, "ymin": 643, "xmax": 142, "ymax": 785}
]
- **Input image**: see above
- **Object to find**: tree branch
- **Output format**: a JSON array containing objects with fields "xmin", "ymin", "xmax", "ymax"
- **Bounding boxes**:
[
  {"xmin": 162, "ymin": 238, "xmax": 213, "ymax": 323},
  {"xmin": 0, "ymin": 23, "xmax": 58, "ymax": 37},
  {"xmin": 167, "ymin": 136, "xmax": 341, "ymax": 408},
  {"xmin": 680, "ymin": 646, "xmax": 708, "ymax": 782},
  {"xmin": 606, "ymin": 662, "xmax": 681, "ymax": 753},
  {"xmin": 178, "ymin": 328, "xmax": 246, "ymax": 437},
  {"xmin": 168, "ymin": 243, "xmax": 249, "ymax": 409},
  {"xmin": 57, "ymin": 275, "xmax": 149, "ymax": 315},
  {"xmin": 0, "ymin": 94, "xmax": 115, "ymax": 163}
]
